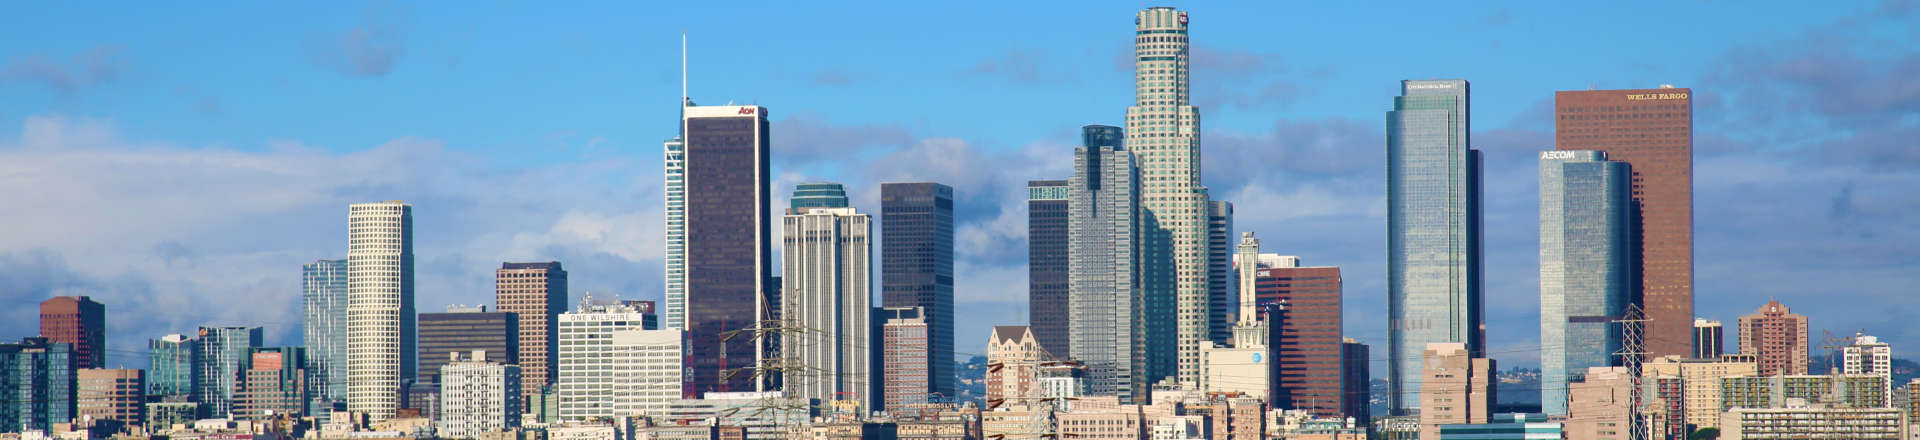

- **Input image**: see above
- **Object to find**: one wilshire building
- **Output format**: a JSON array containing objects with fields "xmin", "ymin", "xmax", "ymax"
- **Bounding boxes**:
[
  {"xmin": 1385, "ymin": 79, "xmax": 1482, "ymax": 415},
  {"xmin": 1068, "ymin": 125, "xmax": 1171, "ymax": 404}
]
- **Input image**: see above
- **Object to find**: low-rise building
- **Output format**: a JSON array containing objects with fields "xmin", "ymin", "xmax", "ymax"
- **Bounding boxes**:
[
  {"xmin": 1720, "ymin": 401, "xmax": 1906, "ymax": 440},
  {"xmin": 1437, "ymin": 413, "xmax": 1562, "ymax": 440}
]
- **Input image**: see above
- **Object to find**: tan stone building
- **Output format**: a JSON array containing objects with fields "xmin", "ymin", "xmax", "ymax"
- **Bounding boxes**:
[
  {"xmin": 76, "ymin": 368, "xmax": 144, "ymax": 427},
  {"xmin": 1565, "ymin": 367, "xmax": 1633, "ymax": 440},
  {"xmin": 1418, "ymin": 343, "xmax": 1494, "ymax": 440},
  {"xmin": 987, "ymin": 326, "xmax": 1051, "ymax": 408},
  {"xmin": 1643, "ymin": 354, "xmax": 1758, "ymax": 431}
]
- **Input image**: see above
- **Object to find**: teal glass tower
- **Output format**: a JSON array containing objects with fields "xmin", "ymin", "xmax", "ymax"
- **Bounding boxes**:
[
  {"xmin": 148, "ymin": 334, "xmax": 196, "ymax": 396},
  {"xmin": 790, "ymin": 182, "xmax": 850, "ymax": 212},
  {"xmin": 1385, "ymin": 79, "xmax": 1482, "ymax": 415},
  {"xmin": 303, "ymin": 258, "xmax": 348, "ymax": 415},
  {"xmin": 1538, "ymin": 150, "xmax": 1636, "ymax": 415}
]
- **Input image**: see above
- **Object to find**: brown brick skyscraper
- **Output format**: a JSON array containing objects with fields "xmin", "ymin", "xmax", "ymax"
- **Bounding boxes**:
[
  {"xmin": 1556, "ymin": 87, "xmax": 1692, "ymax": 358},
  {"xmin": 40, "ymin": 296, "xmax": 105, "ymax": 369},
  {"xmin": 496, "ymin": 262, "xmax": 565, "ymax": 402},
  {"xmin": 1253, "ymin": 258, "xmax": 1345, "ymax": 419}
]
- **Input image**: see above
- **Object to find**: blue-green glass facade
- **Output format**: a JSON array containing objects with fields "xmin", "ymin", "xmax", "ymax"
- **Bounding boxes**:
[
  {"xmin": 0, "ymin": 337, "xmax": 75, "ymax": 433},
  {"xmin": 1538, "ymin": 150, "xmax": 1636, "ymax": 415},
  {"xmin": 193, "ymin": 326, "xmax": 261, "ymax": 418},
  {"xmin": 148, "ymin": 334, "xmax": 196, "ymax": 396},
  {"xmin": 302, "ymin": 258, "xmax": 348, "ymax": 416},
  {"xmin": 1438, "ymin": 413, "xmax": 1563, "ymax": 440},
  {"xmin": 1386, "ymin": 79, "xmax": 1482, "ymax": 415},
  {"xmin": 790, "ymin": 182, "xmax": 850, "ymax": 211}
]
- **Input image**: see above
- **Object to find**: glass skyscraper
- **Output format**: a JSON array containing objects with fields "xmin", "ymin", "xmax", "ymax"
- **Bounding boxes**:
[
  {"xmin": 881, "ymin": 182, "xmax": 955, "ymax": 400},
  {"xmin": 790, "ymin": 182, "xmax": 850, "ymax": 212},
  {"xmin": 1026, "ymin": 179, "xmax": 1070, "ymax": 357},
  {"xmin": 664, "ymin": 135, "xmax": 687, "ymax": 331},
  {"xmin": 1385, "ymin": 79, "xmax": 1482, "ymax": 415},
  {"xmin": 193, "ymin": 326, "xmax": 262, "ymax": 418},
  {"xmin": 148, "ymin": 334, "xmax": 196, "ymax": 397},
  {"xmin": 1126, "ymin": 6, "xmax": 1214, "ymax": 386},
  {"xmin": 680, "ymin": 105, "xmax": 772, "ymax": 395},
  {"xmin": 1538, "ymin": 150, "xmax": 1635, "ymax": 415},
  {"xmin": 302, "ymin": 258, "xmax": 348, "ymax": 415},
  {"xmin": 1068, "ymin": 124, "xmax": 1167, "ymax": 404}
]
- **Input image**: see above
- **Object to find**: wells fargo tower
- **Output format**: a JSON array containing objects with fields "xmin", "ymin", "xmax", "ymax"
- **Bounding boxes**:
[{"xmin": 1554, "ymin": 87, "xmax": 1693, "ymax": 359}]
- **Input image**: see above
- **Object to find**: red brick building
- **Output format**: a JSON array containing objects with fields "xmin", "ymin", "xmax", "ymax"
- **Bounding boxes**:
[
  {"xmin": 40, "ymin": 296, "xmax": 105, "ymax": 369},
  {"xmin": 1252, "ymin": 258, "xmax": 1345, "ymax": 418}
]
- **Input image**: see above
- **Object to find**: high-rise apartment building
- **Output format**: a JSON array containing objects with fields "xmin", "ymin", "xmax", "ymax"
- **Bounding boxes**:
[
  {"xmin": 878, "ymin": 307, "xmax": 929, "ymax": 411},
  {"xmin": 1843, "ymin": 333, "xmax": 1892, "ymax": 407},
  {"xmin": 495, "ymin": 261, "xmax": 566, "ymax": 402},
  {"xmin": 0, "ymin": 338, "xmax": 75, "ymax": 433},
  {"xmin": 303, "ymin": 258, "xmax": 349, "ymax": 415},
  {"xmin": 1386, "ymin": 79, "xmax": 1483, "ymax": 415},
  {"xmin": 1206, "ymin": 202, "xmax": 1234, "ymax": 348},
  {"xmin": 557, "ymin": 300, "xmax": 684, "ymax": 420},
  {"xmin": 1556, "ymin": 87, "xmax": 1693, "ymax": 360},
  {"xmin": 193, "ymin": 326, "xmax": 261, "ymax": 418},
  {"xmin": 76, "ymin": 368, "xmax": 143, "ymax": 428},
  {"xmin": 1026, "ymin": 180, "xmax": 1071, "ymax": 357},
  {"xmin": 439, "ymin": 351, "xmax": 522, "ymax": 439},
  {"xmin": 1417, "ymin": 343, "xmax": 1495, "ymax": 440},
  {"xmin": 233, "ymin": 347, "xmax": 308, "ymax": 420},
  {"xmin": 679, "ymin": 105, "xmax": 772, "ymax": 395},
  {"xmin": 1538, "ymin": 150, "xmax": 1636, "ymax": 415},
  {"xmin": 1250, "ymin": 255, "xmax": 1345, "ymax": 418},
  {"xmin": 1126, "ymin": 6, "xmax": 1214, "ymax": 387},
  {"xmin": 1643, "ymin": 355, "xmax": 1758, "ymax": 431},
  {"xmin": 783, "ymin": 201, "xmax": 874, "ymax": 411},
  {"xmin": 1738, "ymin": 300, "xmax": 1809, "ymax": 376},
  {"xmin": 347, "ymin": 200, "xmax": 414, "ymax": 421},
  {"xmin": 149, "ymin": 334, "xmax": 195, "ymax": 397},
  {"xmin": 1694, "ymin": 319, "xmax": 1724, "ymax": 359},
  {"xmin": 417, "ymin": 305, "xmax": 517, "ymax": 387},
  {"xmin": 40, "ymin": 296, "xmax": 105, "ymax": 369},
  {"xmin": 1340, "ymin": 339, "xmax": 1371, "ymax": 423},
  {"xmin": 1068, "ymin": 125, "xmax": 1165, "ymax": 404},
  {"xmin": 881, "ymin": 182, "xmax": 956, "ymax": 401}
]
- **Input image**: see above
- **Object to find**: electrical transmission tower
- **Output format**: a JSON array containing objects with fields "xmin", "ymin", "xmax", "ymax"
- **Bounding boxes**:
[{"xmin": 1612, "ymin": 304, "xmax": 1648, "ymax": 440}]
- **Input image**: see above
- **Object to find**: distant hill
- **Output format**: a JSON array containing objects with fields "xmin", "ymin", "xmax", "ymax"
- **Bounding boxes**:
[{"xmin": 1810, "ymin": 354, "xmax": 1920, "ymax": 385}]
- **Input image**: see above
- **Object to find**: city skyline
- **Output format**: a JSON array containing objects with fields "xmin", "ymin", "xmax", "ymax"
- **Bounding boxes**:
[{"xmin": 1, "ymin": 1, "xmax": 1916, "ymax": 379}]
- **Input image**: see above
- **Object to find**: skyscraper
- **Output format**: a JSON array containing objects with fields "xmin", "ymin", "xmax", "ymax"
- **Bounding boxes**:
[
  {"xmin": 1026, "ymin": 179, "xmax": 1071, "ymax": 357},
  {"xmin": 39, "ymin": 296, "xmax": 105, "ymax": 369},
  {"xmin": 193, "ymin": 326, "xmax": 262, "ymax": 418},
  {"xmin": 418, "ymin": 305, "xmax": 517, "ymax": 386},
  {"xmin": 1418, "ymin": 343, "xmax": 1495, "ymax": 440},
  {"xmin": 881, "ymin": 182, "xmax": 955, "ymax": 400},
  {"xmin": 148, "ymin": 334, "xmax": 195, "ymax": 397},
  {"xmin": 664, "ymin": 134, "xmax": 688, "ymax": 331},
  {"xmin": 347, "ymin": 200, "xmax": 414, "ymax": 421},
  {"xmin": 496, "ymin": 261, "xmax": 566, "ymax": 402},
  {"xmin": 1555, "ymin": 87, "xmax": 1693, "ymax": 359},
  {"xmin": 0, "ymin": 337, "xmax": 75, "ymax": 433},
  {"xmin": 303, "ymin": 258, "xmax": 349, "ymax": 415},
  {"xmin": 1538, "ymin": 150, "xmax": 1636, "ymax": 416},
  {"xmin": 1199, "ymin": 232, "xmax": 1269, "ymax": 401},
  {"xmin": 1738, "ymin": 300, "xmax": 1809, "ymax": 376},
  {"xmin": 877, "ymin": 307, "xmax": 929, "ymax": 411},
  {"xmin": 1207, "ymin": 202, "xmax": 1234, "ymax": 348},
  {"xmin": 1068, "ymin": 124, "xmax": 1165, "ymax": 404},
  {"xmin": 1251, "ymin": 254, "xmax": 1345, "ymax": 418},
  {"xmin": 1340, "ymin": 339, "xmax": 1371, "ymax": 423},
  {"xmin": 1693, "ymin": 319, "xmax": 1724, "ymax": 359},
  {"xmin": 1386, "ymin": 79, "xmax": 1483, "ymax": 415},
  {"xmin": 1126, "ymin": 6, "xmax": 1214, "ymax": 387},
  {"xmin": 680, "ymin": 104, "xmax": 772, "ymax": 395},
  {"xmin": 782, "ymin": 200, "xmax": 873, "ymax": 410}
]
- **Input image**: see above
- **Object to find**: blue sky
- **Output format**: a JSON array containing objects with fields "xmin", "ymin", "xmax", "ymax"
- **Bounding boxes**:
[{"xmin": 1, "ymin": 1, "xmax": 1916, "ymax": 371}]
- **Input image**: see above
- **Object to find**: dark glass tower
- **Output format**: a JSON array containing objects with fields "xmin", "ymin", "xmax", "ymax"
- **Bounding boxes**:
[
  {"xmin": 1385, "ymin": 79, "xmax": 1482, "ymax": 415},
  {"xmin": 682, "ymin": 104, "xmax": 772, "ymax": 395},
  {"xmin": 882, "ymin": 182, "xmax": 955, "ymax": 400},
  {"xmin": 417, "ymin": 306, "xmax": 518, "ymax": 385},
  {"xmin": 1026, "ymin": 179, "xmax": 1070, "ymax": 357}
]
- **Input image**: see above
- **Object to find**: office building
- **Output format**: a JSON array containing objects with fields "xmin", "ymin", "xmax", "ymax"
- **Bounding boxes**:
[
  {"xmin": 1201, "ymin": 233, "xmax": 1269, "ymax": 400},
  {"xmin": 418, "ymin": 305, "xmax": 518, "ymax": 386},
  {"xmin": 77, "ymin": 368, "xmax": 144, "ymax": 428},
  {"xmin": 678, "ymin": 104, "xmax": 772, "ymax": 395},
  {"xmin": 1419, "ymin": 343, "xmax": 1495, "ymax": 440},
  {"xmin": 1738, "ymin": 300, "xmax": 1809, "ymax": 376},
  {"xmin": 1207, "ymin": 201, "xmax": 1234, "ymax": 348},
  {"xmin": 194, "ymin": 326, "xmax": 261, "ymax": 418},
  {"xmin": 1564, "ymin": 367, "xmax": 1632, "ymax": 440},
  {"xmin": 347, "ymin": 200, "xmax": 414, "ymax": 421},
  {"xmin": 1437, "ymin": 413, "xmax": 1562, "ymax": 440},
  {"xmin": 1720, "ymin": 404, "xmax": 1904, "ymax": 440},
  {"xmin": 882, "ymin": 181, "xmax": 956, "ymax": 401},
  {"xmin": 1387, "ymin": 79, "xmax": 1483, "ymax": 415},
  {"xmin": 557, "ymin": 299, "xmax": 684, "ymax": 420},
  {"xmin": 495, "ymin": 262, "xmax": 565, "ymax": 404},
  {"xmin": 1067, "ymin": 125, "xmax": 1164, "ymax": 404},
  {"xmin": 1843, "ymin": 333, "xmax": 1893, "ymax": 407},
  {"xmin": 39, "ymin": 296, "xmax": 105, "ymax": 369},
  {"xmin": 1247, "ymin": 254, "xmax": 1346, "ymax": 418},
  {"xmin": 233, "ymin": 347, "xmax": 308, "ymax": 420},
  {"xmin": 1341, "ymin": 339, "xmax": 1371, "ymax": 423},
  {"xmin": 664, "ymin": 129, "xmax": 688, "ymax": 333},
  {"xmin": 782, "ymin": 202, "xmax": 874, "ymax": 411},
  {"xmin": 1556, "ymin": 87, "xmax": 1694, "ymax": 360},
  {"xmin": 1694, "ymin": 319, "xmax": 1724, "ymax": 359},
  {"xmin": 0, "ymin": 338, "xmax": 75, "ymax": 433},
  {"xmin": 1126, "ymin": 6, "xmax": 1215, "ymax": 387},
  {"xmin": 1026, "ymin": 179, "xmax": 1071, "ymax": 357},
  {"xmin": 1538, "ymin": 150, "xmax": 1635, "ymax": 415},
  {"xmin": 149, "ymin": 334, "xmax": 196, "ymax": 397},
  {"xmin": 879, "ymin": 307, "xmax": 930, "ymax": 411},
  {"xmin": 439, "ymin": 351, "xmax": 522, "ymax": 440},
  {"xmin": 1643, "ymin": 355, "xmax": 1758, "ymax": 431},
  {"xmin": 987, "ymin": 326, "xmax": 1052, "ymax": 408},
  {"xmin": 303, "ymin": 258, "xmax": 349, "ymax": 415}
]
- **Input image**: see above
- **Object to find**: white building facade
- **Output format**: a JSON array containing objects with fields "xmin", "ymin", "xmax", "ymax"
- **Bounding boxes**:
[
  {"xmin": 346, "ymin": 201, "xmax": 414, "ymax": 421},
  {"xmin": 781, "ymin": 206, "xmax": 872, "ymax": 411},
  {"xmin": 557, "ymin": 301, "xmax": 684, "ymax": 421},
  {"xmin": 439, "ymin": 351, "xmax": 521, "ymax": 439}
]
